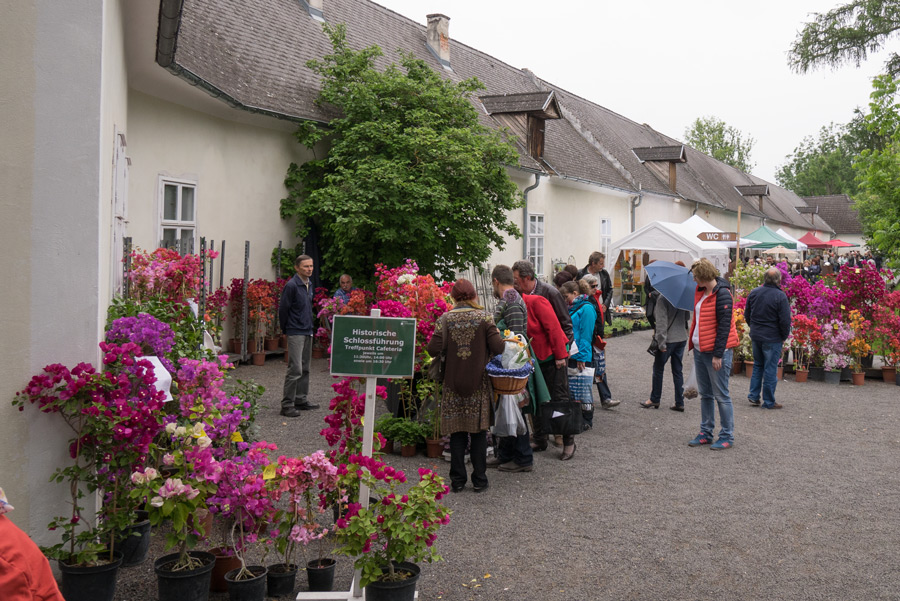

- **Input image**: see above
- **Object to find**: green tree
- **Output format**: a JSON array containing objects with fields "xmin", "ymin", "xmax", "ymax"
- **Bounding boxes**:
[
  {"xmin": 788, "ymin": 0, "xmax": 900, "ymax": 77},
  {"xmin": 854, "ymin": 74, "xmax": 900, "ymax": 267},
  {"xmin": 775, "ymin": 123, "xmax": 860, "ymax": 196},
  {"xmin": 683, "ymin": 116, "xmax": 755, "ymax": 172},
  {"xmin": 280, "ymin": 24, "xmax": 523, "ymax": 284}
]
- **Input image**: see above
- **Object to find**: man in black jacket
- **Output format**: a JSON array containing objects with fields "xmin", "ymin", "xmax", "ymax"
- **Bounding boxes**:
[
  {"xmin": 745, "ymin": 267, "xmax": 792, "ymax": 410},
  {"xmin": 278, "ymin": 254, "xmax": 320, "ymax": 417}
]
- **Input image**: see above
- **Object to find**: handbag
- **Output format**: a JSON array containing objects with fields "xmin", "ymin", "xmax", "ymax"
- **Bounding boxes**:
[
  {"xmin": 539, "ymin": 401, "xmax": 585, "ymax": 436},
  {"xmin": 427, "ymin": 319, "xmax": 447, "ymax": 382},
  {"xmin": 647, "ymin": 337, "xmax": 659, "ymax": 356}
]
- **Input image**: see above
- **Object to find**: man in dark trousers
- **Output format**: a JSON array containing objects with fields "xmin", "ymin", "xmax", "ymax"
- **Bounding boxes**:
[
  {"xmin": 578, "ymin": 252, "xmax": 613, "ymax": 324},
  {"xmin": 278, "ymin": 254, "xmax": 320, "ymax": 417},
  {"xmin": 745, "ymin": 267, "xmax": 792, "ymax": 410}
]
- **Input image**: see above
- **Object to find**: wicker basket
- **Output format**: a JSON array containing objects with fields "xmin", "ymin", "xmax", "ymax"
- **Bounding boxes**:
[{"xmin": 490, "ymin": 375, "xmax": 529, "ymax": 395}]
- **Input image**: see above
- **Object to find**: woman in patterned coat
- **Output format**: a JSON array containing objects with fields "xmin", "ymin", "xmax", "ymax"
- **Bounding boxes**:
[{"xmin": 427, "ymin": 279, "xmax": 505, "ymax": 494}]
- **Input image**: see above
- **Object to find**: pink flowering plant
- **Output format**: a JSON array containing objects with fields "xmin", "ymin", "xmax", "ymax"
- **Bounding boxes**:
[
  {"xmin": 267, "ymin": 451, "xmax": 340, "ymax": 569},
  {"xmin": 332, "ymin": 458, "xmax": 450, "ymax": 587},
  {"xmin": 128, "ymin": 247, "xmax": 218, "ymax": 306},
  {"xmin": 821, "ymin": 319, "xmax": 853, "ymax": 372},
  {"xmin": 129, "ymin": 422, "xmax": 220, "ymax": 570},
  {"xmin": 13, "ymin": 341, "xmax": 167, "ymax": 566}
]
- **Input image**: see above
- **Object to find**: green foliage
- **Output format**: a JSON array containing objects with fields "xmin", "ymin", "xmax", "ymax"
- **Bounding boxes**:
[
  {"xmin": 392, "ymin": 418, "xmax": 428, "ymax": 446},
  {"xmin": 854, "ymin": 74, "xmax": 900, "ymax": 267},
  {"xmin": 373, "ymin": 413, "xmax": 404, "ymax": 441},
  {"xmin": 610, "ymin": 317, "xmax": 633, "ymax": 332},
  {"xmin": 776, "ymin": 123, "xmax": 860, "ymax": 196},
  {"xmin": 280, "ymin": 24, "xmax": 523, "ymax": 285},
  {"xmin": 271, "ymin": 243, "xmax": 304, "ymax": 280},
  {"xmin": 788, "ymin": 0, "xmax": 900, "ymax": 77},
  {"xmin": 684, "ymin": 116, "xmax": 755, "ymax": 172},
  {"xmin": 225, "ymin": 378, "xmax": 265, "ymax": 442},
  {"xmin": 730, "ymin": 262, "xmax": 767, "ymax": 297}
]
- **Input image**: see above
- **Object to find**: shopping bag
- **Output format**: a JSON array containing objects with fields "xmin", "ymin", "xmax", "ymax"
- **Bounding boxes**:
[
  {"xmin": 493, "ymin": 394, "xmax": 527, "ymax": 437},
  {"xmin": 683, "ymin": 357, "xmax": 698, "ymax": 399},
  {"xmin": 539, "ymin": 401, "xmax": 585, "ymax": 436},
  {"xmin": 567, "ymin": 369, "xmax": 594, "ymax": 404},
  {"xmin": 500, "ymin": 334, "xmax": 530, "ymax": 369}
]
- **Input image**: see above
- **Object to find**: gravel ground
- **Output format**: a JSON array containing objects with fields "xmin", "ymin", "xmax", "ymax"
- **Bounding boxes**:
[{"xmin": 114, "ymin": 330, "xmax": 900, "ymax": 601}]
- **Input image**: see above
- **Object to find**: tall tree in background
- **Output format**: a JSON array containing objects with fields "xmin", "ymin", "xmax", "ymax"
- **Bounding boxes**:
[
  {"xmin": 776, "ymin": 123, "xmax": 860, "ymax": 196},
  {"xmin": 684, "ymin": 116, "xmax": 755, "ymax": 172},
  {"xmin": 788, "ymin": 0, "xmax": 900, "ymax": 77},
  {"xmin": 280, "ymin": 24, "xmax": 522, "ymax": 284},
  {"xmin": 854, "ymin": 74, "xmax": 900, "ymax": 267}
]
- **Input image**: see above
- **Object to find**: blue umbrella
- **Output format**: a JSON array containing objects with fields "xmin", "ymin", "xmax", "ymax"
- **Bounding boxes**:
[{"xmin": 644, "ymin": 261, "xmax": 697, "ymax": 312}]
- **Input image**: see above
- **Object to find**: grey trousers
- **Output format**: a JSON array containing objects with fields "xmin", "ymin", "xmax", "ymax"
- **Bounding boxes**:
[{"xmin": 282, "ymin": 334, "xmax": 312, "ymax": 408}]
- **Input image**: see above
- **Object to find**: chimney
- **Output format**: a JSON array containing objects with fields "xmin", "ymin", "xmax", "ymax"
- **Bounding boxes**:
[
  {"xmin": 302, "ymin": 0, "xmax": 324, "ymax": 22},
  {"xmin": 426, "ymin": 14, "xmax": 451, "ymax": 70}
]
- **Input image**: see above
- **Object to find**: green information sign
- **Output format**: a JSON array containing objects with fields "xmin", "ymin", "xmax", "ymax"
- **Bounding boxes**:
[{"xmin": 330, "ymin": 315, "xmax": 417, "ymax": 378}]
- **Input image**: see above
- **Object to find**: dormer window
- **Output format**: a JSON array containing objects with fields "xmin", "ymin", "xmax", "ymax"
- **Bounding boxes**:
[
  {"xmin": 632, "ymin": 145, "xmax": 687, "ymax": 193},
  {"xmin": 480, "ymin": 91, "xmax": 561, "ymax": 160}
]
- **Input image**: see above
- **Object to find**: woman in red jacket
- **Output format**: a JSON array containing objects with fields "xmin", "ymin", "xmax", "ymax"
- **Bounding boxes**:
[
  {"xmin": 686, "ymin": 258, "xmax": 739, "ymax": 450},
  {"xmin": 0, "ymin": 487, "xmax": 65, "ymax": 601}
]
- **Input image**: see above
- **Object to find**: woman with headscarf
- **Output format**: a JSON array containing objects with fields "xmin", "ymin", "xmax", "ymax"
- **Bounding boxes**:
[
  {"xmin": 428, "ymin": 279, "xmax": 505, "ymax": 493},
  {"xmin": 557, "ymin": 280, "xmax": 596, "ymax": 460}
]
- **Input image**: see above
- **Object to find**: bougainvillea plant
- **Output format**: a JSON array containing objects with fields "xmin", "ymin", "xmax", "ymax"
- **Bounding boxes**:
[
  {"xmin": 128, "ymin": 247, "xmax": 217, "ymax": 306},
  {"xmin": 821, "ymin": 319, "xmax": 853, "ymax": 371},
  {"xmin": 105, "ymin": 313, "xmax": 176, "ymax": 372},
  {"xmin": 790, "ymin": 314, "xmax": 822, "ymax": 371}
]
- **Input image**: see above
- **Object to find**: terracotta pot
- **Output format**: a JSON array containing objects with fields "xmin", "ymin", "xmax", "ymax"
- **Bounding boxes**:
[
  {"xmin": 209, "ymin": 547, "xmax": 241, "ymax": 593},
  {"xmin": 283, "ymin": 349, "xmax": 289, "ymax": 363},
  {"xmin": 744, "ymin": 362, "xmax": 754, "ymax": 379},
  {"xmin": 251, "ymin": 352, "xmax": 266, "ymax": 366},
  {"xmin": 882, "ymin": 366, "xmax": 897, "ymax": 384},
  {"xmin": 795, "ymin": 369, "xmax": 809, "ymax": 383},
  {"xmin": 312, "ymin": 347, "xmax": 326, "ymax": 359},
  {"xmin": 732, "ymin": 360, "xmax": 744, "ymax": 376},
  {"xmin": 400, "ymin": 444, "xmax": 417, "ymax": 457},
  {"xmin": 265, "ymin": 337, "xmax": 280, "ymax": 351},
  {"xmin": 852, "ymin": 371, "xmax": 866, "ymax": 386},
  {"xmin": 230, "ymin": 339, "xmax": 241, "ymax": 354},
  {"xmin": 280, "ymin": 334, "xmax": 288, "ymax": 349},
  {"xmin": 380, "ymin": 440, "xmax": 394, "ymax": 455},
  {"xmin": 425, "ymin": 439, "xmax": 443, "ymax": 458},
  {"xmin": 777, "ymin": 367, "xmax": 784, "ymax": 381}
]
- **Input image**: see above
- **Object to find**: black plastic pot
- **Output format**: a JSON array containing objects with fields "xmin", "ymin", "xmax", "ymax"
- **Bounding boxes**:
[
  {"xmin": 364, "ymin": 562, "xmax": 420, "ymax": 601},
  {"xmin": 59, "ymin": 551, "xmax": 123, "ymax": 601},
  {"xmin": 306, "ymin": 558, "xmax": 336, "ymax": 592},
  {"xmin": 154, "ymin": 550, "xmax": 215, "ymax": 601},
  {"xmin": 808, "ymin": 366, "xmax": 825, "ymax": 382},
  {"xmin": 266, "ymin": 563, "xmax": 298, "ymax": 597},
  {"xmin": 115, "ymin": 510, "xmax": 151, "ymax": 567},
  {"xmin": 224, "ymin": 565, "xmax": 267, "ymax": 601}
]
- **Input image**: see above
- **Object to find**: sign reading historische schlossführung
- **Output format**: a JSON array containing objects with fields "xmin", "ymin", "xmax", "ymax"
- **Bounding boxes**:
[{"xmin": 330, "ymin": 315, "xmax": 417, "ymax": 378}]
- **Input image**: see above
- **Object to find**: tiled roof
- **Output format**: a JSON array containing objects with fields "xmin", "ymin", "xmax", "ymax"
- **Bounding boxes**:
[
  {"xmin": 480, "ymin": 92, "xmax": 558, "ymax": 117},
  {"xmin": 802, "ymin": 195, "xmax": 863, "ymax": 234},
  {"xmin": 162, "ymin": 0, "xmax": 823, "ymax": 227}
]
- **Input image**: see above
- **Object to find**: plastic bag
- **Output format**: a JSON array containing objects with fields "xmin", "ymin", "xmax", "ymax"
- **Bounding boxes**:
[
  {"xmin": 567, "ymin": 369, "xmax": 595, "ymax": 404},
  {"xmin": 683, "ymin": 359, "xmax": 698, "ymax": 399},
  {"xmin": 500, "ymin": 334, "xmax": 530, "ymax": 370},
  {"xmin": 493, "ymin": 394, "xmax": 527, "ymax": 437}
]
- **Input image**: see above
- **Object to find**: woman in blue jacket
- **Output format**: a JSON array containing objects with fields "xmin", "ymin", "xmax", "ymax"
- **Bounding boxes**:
[{"xmin": 558, "ymin": 280, "xmax": 597, "ymax": 461}]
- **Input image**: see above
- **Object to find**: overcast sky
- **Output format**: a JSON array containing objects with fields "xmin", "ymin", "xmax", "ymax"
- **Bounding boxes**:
[{"xmin": 373, "ymin": 0, "xmax": 887, "ymax": 183}]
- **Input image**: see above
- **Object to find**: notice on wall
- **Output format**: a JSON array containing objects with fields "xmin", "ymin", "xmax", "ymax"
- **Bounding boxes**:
[{"xmin": 330, "ymin": 315, "xmax": 417, "ymax": 378}]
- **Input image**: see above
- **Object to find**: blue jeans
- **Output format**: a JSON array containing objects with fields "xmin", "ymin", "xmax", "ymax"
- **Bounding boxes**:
[
  {"xmin": 650, "ymin": 340, "xmax": 686, "ymax": 407},
  {"xmin": 694, "ymin": 349, "xmax": 734, "ymax": 442},
  {"xmin": 748, "ymin": 340, "xmax": 783, "ymax": 408}
]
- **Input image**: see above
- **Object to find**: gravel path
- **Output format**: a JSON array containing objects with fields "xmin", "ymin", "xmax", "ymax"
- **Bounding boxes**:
[{"xmin": 114, "ymin": 330, "xmax": 900, "ymax": 600}]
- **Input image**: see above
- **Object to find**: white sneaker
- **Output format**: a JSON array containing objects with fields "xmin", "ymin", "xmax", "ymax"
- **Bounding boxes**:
[{"xmin": 601, "ymin": 399, "xmax": 621, "ymax": 409}]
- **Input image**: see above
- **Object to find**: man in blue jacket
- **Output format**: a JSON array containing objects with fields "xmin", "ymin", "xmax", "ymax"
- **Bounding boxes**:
[
  {"xmin": 745, "ymin": 267, "xmax": 792, "ymax": 410},
  {"xmin": 279, "ymin": 254, "xmax": 319, "ymax": 417}
]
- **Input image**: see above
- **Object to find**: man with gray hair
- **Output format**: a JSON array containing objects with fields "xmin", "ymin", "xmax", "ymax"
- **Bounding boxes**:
[{"xmin": 744, "ymin": 267, "xmax": 792, "ymax": 410}]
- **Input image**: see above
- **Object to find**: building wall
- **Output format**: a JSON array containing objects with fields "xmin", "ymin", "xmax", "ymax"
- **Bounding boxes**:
[
  {"xmin": 0, "ymin": 0, "xmax": 105, "ymax": 543},
  {"xmin": 126, "ymin": 90, "xmax": 312, "ymax": 294}
]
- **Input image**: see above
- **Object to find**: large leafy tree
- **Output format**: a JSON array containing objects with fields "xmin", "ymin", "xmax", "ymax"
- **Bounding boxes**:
[
  {"xmin": 683, "ymin": 116, "xmax": 755, "ymax": 172},
  {"xmin": 776, "ymin": 123, "xmax": 860, "ymax": 196},
  {"xmin": 854, "ymin": 74, "xmax": 900, "ymax": 267},
  {"xmin": 788, "ymin": 0, "xmax": 900, "ymax": 77},
  {"xmin": 280, "ymin": 24, "xmax": 522, "ymax": 284}
]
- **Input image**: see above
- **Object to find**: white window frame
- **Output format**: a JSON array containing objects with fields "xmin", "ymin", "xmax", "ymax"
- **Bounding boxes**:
[
  {"xmin": 528, "ymin": 213, "xmax": 545, "ymax": 276},
  {"xmin": 600, "ymin": 217, "xmax": 612, "ymax": 261},
  {"xmin": 158, "ymin": 176, "xmax": 197, "ymax": 250}
]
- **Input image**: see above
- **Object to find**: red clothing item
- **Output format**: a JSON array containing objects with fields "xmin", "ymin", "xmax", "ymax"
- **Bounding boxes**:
[
  {"xmin": 522, "ymin": 295, "xmax": 568, "ymax": 361},
  {"xmin": 0, "ymin": 515, "xmax": 64, "ymax": 601}
]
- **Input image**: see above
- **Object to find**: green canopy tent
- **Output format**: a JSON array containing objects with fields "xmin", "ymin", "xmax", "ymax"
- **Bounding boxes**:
[{"xmin": 743, "ymin": 225, "xmax": 797, "ymax": 249}]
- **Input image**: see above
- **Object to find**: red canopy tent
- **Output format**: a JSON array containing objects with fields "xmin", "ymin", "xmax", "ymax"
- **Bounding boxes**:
[
  {"xmin": 797, "ymin": 232, "xmax": 831, "ymax": 249},
  {"xmin": 826, "ymin": 239, "xmax": 855, "ymax": 248}
]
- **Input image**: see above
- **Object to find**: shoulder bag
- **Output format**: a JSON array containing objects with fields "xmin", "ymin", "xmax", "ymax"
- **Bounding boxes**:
[{"xmin": 427, "ymin": 318, "xmax": 447, "ymax": 382}]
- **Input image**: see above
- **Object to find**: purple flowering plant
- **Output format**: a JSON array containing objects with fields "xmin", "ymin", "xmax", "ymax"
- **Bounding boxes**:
[
  {"xmin": 106, "ymin": 313, "xmax": 176, "ymax": 371},
  {"xmin": 821, "ymin": 319, "xmax": 854, "ymax": 371}
]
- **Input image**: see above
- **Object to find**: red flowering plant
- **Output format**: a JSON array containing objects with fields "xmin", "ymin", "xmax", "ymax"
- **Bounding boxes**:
[
  {"xmin": 832, "ymin": 263, "xmax": 893, "ymax": 321},
  {"xmin": 228, "ymin": 278, "xmax": 246, "ymax": 342},
  {"xmin": 846, "ymin": 310, "xmax": 872, "ymax": 373},
  {"xmin": 13, "ymin": 341, "xmax": 166, "ymax": 567},
  {"xmin": 267, "ymin": 451, "xmax": 340, "ymax": 571},
  {"xmin": 206, "ymin": 442, "xmax": 278, "ymax": 579},
  {"xmin": 870, "ymin": 291, "xmax": 900, "ymax": 367},
  {"xmin": 271, "ymin": 278, "xmax": 287, "ymax": 337},
  {"xmin": 315, "ymin": 296, "xmax": 345, "ymax": 348},
  {"xmin": 247, "ymin": 279, "xmax": 276, "ymax": 352},
  {"xmin": 790, "ymin": 314, "xmax": 823, "ymax": 371},
  {"xmin": 129, "ymin": 422, "xmax": 220, "ymax": 571}
]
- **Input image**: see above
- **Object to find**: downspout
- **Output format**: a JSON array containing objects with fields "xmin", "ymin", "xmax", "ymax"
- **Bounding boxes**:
[
  {"xmin": 692, "ymin": 201, "xmax": 700, "ymax": 216},
  {"xmin": 630, "ymin": 182, "xmax": 643, "ymax": 232},
  {"xmin": 523, "ymin": 174, "xmax": 542, "ymax": 258}
]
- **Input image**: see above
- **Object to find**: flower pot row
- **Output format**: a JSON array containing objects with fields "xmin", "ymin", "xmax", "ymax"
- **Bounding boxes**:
[{"xmin": 792, "ymin": 365, "xmax": 898, "ymax": 385}]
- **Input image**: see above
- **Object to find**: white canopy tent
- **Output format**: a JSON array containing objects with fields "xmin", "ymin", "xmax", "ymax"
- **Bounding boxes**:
[
  {"xmin": 774, "ymin": 228, "xmax": 808, "ymax": 252},
  {"xmin": 609, "ymin": 215, "xmax": 753, "ymax": 277}
]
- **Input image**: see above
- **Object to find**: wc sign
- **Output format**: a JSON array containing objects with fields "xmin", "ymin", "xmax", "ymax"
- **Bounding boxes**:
[{"xmin": 697, "ymin": 231, "xmax": 738, "ymax": 242}]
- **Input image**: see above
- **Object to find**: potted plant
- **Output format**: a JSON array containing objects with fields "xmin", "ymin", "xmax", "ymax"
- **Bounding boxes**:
[
  {"xmin": 332, "ymin": 457, "xmax": 451, "ymax": 599},
  {"xmin": 130, "ymin": 423, "xmax": 219, "ymax": 601},
  {"xmin": 422, "ymin": 408, "xmax": 444, "ymax": 459},
  {"xmin": 393, "ymin": 419, "xmax": 427, "ymax": 457},
  {"xmin": 268, "ymin": 451, "xmax": 340, "ymax": 595},
  {"xmin": 228, "ymin": 277, "xmax": 246, "ymax": 354},
  {"xmin": 790, "ymin": 314, "xmax": 821, "ymax": 383},
  {"xmin": 870, "ymin": 300, "xmax": 900, "ymax": 383},
  {"xmin": 13, "ymin": 341, "xmax": 168, "ymax": 601},
  {"xmin": 847, "ymin": 310, "xmax": 871, "ymax": 386},
  {"xmin": 374, "ymin": 414, "xmax": 403, "ymax": 455}
]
